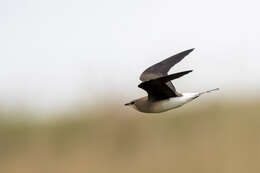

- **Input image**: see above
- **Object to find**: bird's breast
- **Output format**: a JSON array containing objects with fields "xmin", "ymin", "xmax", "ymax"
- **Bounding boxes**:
[{"xmin": 135, "ymin": 97, "xmax": 187, "ymax": 113}]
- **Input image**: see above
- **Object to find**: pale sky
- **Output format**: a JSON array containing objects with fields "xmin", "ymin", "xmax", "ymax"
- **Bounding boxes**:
[{"xmin": 0, "ymin": 0, "xmax": 260, "ymax": 113}]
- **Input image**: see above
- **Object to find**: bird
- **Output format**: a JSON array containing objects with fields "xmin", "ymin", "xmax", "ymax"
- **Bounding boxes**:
[{"xmin": 125, "ymin": 48, "xmax": 219, "ymax": 113}]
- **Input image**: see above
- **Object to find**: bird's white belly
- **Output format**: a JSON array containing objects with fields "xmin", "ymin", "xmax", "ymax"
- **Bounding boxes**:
[
  {"xmin": 133, "ymin": 93, "xmax": 200, "ymax": 113},
  {"xmin": 150, "ymin": 97, "xmax": 185, "ymax": 113},
  {"xmin": 135, "ymin": 97, "xmax": 186, "ymax": 113}
]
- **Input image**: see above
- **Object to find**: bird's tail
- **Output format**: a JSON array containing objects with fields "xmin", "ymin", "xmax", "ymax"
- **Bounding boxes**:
[{"xmin": 199, "ymin": 88, "xmax": 220, "ymax": 96}]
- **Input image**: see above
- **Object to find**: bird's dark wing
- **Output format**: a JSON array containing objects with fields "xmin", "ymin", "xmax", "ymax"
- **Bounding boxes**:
[
  {"xmin": 139, "ymin": 48, "xmax": 194, "ymax": 92},
  {"xmin": 140, "ymin": 48, "xmax": 194, "ymax": 81},
  {"xmin": 138, "ymin": 70, "xmax": 193, "ymax": 100}
]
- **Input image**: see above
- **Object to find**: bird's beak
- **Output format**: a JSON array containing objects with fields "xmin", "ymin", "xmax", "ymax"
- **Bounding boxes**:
[
  {"xmin": 125, "ymin": 103, "xmax": 131, "ymax": 106},
  {"xmin": 125, "ymin": 101, "xmax": 134, "ymax": 106}
]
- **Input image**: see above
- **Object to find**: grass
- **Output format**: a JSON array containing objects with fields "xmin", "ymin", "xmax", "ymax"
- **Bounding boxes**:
[{"xmin": 0, "ymin": 98, "xmax": 260, "ymax": 173}]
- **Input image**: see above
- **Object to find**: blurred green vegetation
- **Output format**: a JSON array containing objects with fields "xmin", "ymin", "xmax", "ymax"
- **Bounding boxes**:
[{"xmin": 0, "ymin": 99, "xmax": 260, "ymax": 173}]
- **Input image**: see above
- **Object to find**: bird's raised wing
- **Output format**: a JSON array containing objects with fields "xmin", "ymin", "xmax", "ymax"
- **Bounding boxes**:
[
  {"xmin": 140, "ymin": 48, "xmax": 194, "ymax": 82},
  {"xmin": 138, "ymin": 70, "xmax": 193, "ymax": 100}
]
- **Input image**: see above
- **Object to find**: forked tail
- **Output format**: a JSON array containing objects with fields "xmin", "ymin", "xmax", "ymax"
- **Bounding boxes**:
[{"xmin": 199, "ymin": 88, "xmax": 220, "ymax": 96}]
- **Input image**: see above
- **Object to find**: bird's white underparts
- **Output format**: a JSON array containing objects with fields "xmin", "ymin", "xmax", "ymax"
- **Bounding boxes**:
[{"xmin": 125, "ymin": 49, "xmax": 219, "ymax": 113}]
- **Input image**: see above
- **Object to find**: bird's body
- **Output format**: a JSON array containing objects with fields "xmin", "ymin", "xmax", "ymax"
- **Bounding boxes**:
[
  {"xmin": 132, "ymin": 93, "xmax": 199, "ymax": 113},
  {"xmin": 125, "ymin": 49, "xmax": 219, "ymax": 113}
]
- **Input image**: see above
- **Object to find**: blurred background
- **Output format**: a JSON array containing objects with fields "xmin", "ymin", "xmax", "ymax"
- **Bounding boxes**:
[{"xmin": 1, "ymin": 0, "xmax": 260, "ymax": 172}]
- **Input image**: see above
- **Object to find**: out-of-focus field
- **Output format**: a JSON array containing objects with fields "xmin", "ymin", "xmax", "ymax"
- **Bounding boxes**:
[{"xmin": 0, "ymin": 99, "xmax": 260, "ymax": 173}]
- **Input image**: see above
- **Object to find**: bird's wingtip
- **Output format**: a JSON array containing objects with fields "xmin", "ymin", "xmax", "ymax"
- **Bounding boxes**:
[{"xmin": 184, "ymin": 48, "xmax": 195, "ymax": 54}]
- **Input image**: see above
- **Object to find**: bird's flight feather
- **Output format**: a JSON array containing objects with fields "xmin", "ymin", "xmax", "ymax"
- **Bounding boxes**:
[
  {"xmin": 139, "ymin": 48, "xmax": 194, "ymax": 82},
  {"xmin": 138, "ymin": 49, "xmax": 194, "ymax": 99},
  {"xmin": 138, "ymin": 70, "xmax": 193, "ymax": 100}
]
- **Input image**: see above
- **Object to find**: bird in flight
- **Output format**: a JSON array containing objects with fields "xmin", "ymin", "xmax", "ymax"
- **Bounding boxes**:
[{"xmin": 125, "ymin": 48, "xmax": 219, "ymax": 113}]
